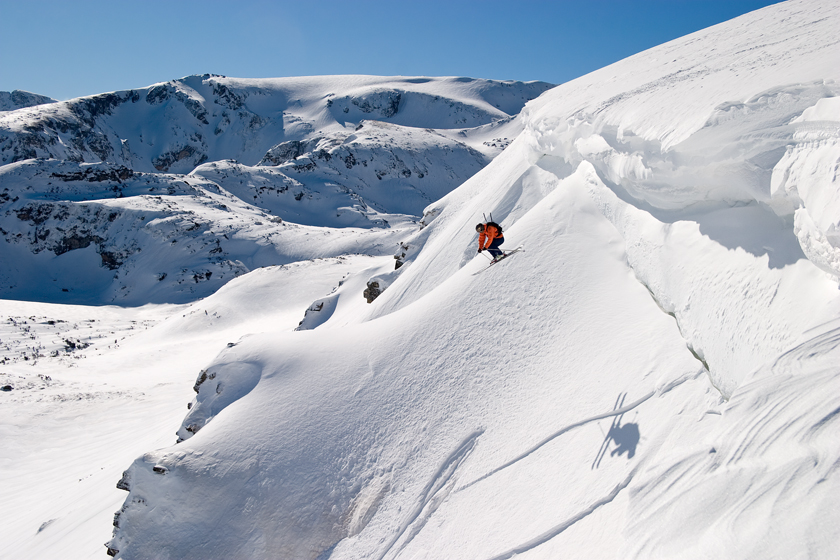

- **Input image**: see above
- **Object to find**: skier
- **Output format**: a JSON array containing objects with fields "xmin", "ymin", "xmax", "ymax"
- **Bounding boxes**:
[{"xmin": 476, "ymin": 221, "xmax": 505, "ymax": 261}]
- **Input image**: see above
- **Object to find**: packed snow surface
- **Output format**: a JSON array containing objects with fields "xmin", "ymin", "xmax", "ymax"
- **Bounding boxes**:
[{"xmin": 2, "ymin": 1, "xmax": 840, "ymax": 559}]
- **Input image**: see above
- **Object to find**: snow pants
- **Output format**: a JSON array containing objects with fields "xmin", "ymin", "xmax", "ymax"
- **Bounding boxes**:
[{"xmin": 487, "ymin": 236, "xmax": 504, "ymax": 258}]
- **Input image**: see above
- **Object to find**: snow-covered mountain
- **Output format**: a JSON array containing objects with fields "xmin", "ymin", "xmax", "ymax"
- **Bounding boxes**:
[
  {"xmin": 0, "ymin": 76, "xmax": 552, "ymax": 304},
  {"xmin": 0, "ymin": 90, "xmax": 56, "ymax": 112},
  {"xmin": 1, "ymin": 1, "xmax": 839, "ymax": 559}
]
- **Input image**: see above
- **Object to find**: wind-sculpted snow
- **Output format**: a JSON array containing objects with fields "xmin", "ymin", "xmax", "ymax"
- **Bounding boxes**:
[
  {"xmin": 105, "ymin": 2, "xmax": 840, "ymax": 559},
  {"xmin": 520, "ymin": 0, "xmax": 840, "ymax": 277},
  {"xmin": 2, "ymin": 1, "xmax": 838, "ymax": 559}
]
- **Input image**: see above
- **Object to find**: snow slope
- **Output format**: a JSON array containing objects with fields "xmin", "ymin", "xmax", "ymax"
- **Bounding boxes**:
[
  {"xmin": 104, "ymin": 1, "xmax": 840, "ymax": 560},
  {"xmin": 0, "ymin": 255, "xmax": 394, "ymax": 559}
]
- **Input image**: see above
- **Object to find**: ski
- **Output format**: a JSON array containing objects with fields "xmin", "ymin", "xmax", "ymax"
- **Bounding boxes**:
[{"xmin": 473, "ymin": 246, "xmax": 523, "ymax": 275}]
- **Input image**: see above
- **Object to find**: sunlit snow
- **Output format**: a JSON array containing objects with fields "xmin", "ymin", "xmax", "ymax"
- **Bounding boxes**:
[{"xmin": 1, "ymin": 1, "xmax": 838, "ymax": 559}]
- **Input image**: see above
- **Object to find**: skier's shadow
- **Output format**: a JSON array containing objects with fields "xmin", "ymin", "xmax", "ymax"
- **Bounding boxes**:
[{"xmin": 591, "ymin": 393, "xmax": 641, "ymax": 469}]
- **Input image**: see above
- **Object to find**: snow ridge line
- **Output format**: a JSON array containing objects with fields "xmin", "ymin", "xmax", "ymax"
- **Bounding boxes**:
[
  {"xmin": 483, "ymin": 467, "xmax": 638, "ymax": 560},
  {"xmin": 375, "ymin": 429, "xmax": 485, "ymax": 560},
  {"xmin": 456, "ymin": 392, "xmax": 654, "ymax": 493}
]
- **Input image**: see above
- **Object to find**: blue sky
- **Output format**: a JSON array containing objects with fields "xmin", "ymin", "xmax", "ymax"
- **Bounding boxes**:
[{"xmin": 1, "ymin": 0, "xmax": 783, "ymax": 101}]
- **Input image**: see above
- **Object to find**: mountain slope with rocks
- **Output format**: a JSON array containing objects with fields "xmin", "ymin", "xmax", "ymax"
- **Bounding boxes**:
[{"xmin": 0, "ymin": 76, "xmax": 553, "ymax": 304}]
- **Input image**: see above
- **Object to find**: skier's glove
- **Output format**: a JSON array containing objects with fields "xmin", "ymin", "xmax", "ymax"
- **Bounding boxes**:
[{"xmin": 477, "ymin": 248, "xmax": 483, "ymax": 253}]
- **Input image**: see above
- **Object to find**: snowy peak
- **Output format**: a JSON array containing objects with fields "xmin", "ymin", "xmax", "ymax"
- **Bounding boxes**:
[
  {"xmin": 0, "ymin": 90, "xmax": 57, "ymax": 112},
  {"xmin": 0, "ymin": 75, "xmax": 554, "ymax": 172}
]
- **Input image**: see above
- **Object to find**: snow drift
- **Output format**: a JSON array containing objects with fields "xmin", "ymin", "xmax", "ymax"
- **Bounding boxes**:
[{"xmin": 107, "ymin": 1, "xmax": 840, "ymax": 560}]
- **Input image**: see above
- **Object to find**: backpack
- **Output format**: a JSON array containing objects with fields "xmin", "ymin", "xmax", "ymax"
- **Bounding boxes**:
[{"xmin": 486, "ymin": 221, "xmax": 503, "ymax": 235}]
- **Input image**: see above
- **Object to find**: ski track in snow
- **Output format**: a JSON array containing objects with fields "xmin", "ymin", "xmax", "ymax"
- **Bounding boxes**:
[
  {"xmin": 483, "ymin": 468, "xmax": 638, "ymax": 560},
  {"xmin": 457, "ymin": 391, "xmax": 654, "ymax": 493},
  {"xmin": 376, "ymin": 429, "xmax": 484, "ymax": 560}
]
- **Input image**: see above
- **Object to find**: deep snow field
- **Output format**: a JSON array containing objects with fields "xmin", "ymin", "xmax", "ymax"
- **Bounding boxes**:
[{"xmin": 2, "ymin": 0, "xmax": 840, "ymax": 559}]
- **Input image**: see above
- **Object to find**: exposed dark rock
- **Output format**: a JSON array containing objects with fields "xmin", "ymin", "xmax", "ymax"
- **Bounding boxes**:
[
  {"xmin": 1, "ymin": 385, "xmax": 13, "ymax": 391},
  {"xmin": 54, "ymin": 234, "xmax": 101, "ymax": 255},
  {"xmin": 364, "ymin": 280, "xmax": 382, "ymax": 303},
  {"xmin": 146, "ymin": 85, "xmax": 170, "ymax": 104},
  {"xmin": 152, "ymin": 145, "xmax": 199, "ymax": 172},
  {"xmin": 292, "ymin": 160, "xmax": 316, "ymax": 173},
  {"xmin": 116, "ymin": 470, "xmax": 131, "ymax": 491},
  {"xmin": 146, "ymin": 84, "xmax": 209, "ymax": 124},
  {"xmin": 64, "ymin": 338, "xmax": 91, "ymax": 351},
  {"xmin": 394, "ymin": 242, "xmax": 409, "ymax": 269},
  {"xmin": 343, "ymin": 152, "xmax": 357, "ymax": 169},
  {"xmin": 81, "ymin": 131, "xmax": 114, "ymax": 161},
  {"xmin": 211, "ymin": 82, "xmax": 244, "ymax": 110},
  {"xmin": 69, "ymin": 92, "xmax": 124, "ymax": 127},
  {"xmin": 354, "ymin": 90, "xmax": 401, "ymax": 117},
  {"xmin": 51, "ymin": 165, "xmax": 134, "ymax": 183},
  {"xmin": 17, "ymin": 204, "xmax": 53, "ymax": 224},
  {"xmin": 193, "ymin": 369, "xmax": 216, "ymax": 393},
  {"xmin": 259, "ymin": 139, "xmax": 312, "ymax": 166},
  {"xmin": 100, "ymin": 251, "xmax": 123, "ymax": 269}
]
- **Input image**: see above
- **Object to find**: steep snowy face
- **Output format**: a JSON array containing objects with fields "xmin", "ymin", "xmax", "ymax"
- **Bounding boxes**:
[
  {"xmin": 0, "ymin": 76, "xmax": 553, "ymax": 304},
  {"xmin": 373, "ymin": 0, "xmax": 840, "ymax": 392},
  {"xmin": 520, "ymin": 0, "xmax": 840, "ymax": 276},
  {"xmin": 108, "ymin": 2, "xmax": 840, "ymax": 560}
]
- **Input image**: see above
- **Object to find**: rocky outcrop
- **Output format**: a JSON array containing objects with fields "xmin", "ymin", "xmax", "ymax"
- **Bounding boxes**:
[
  {"xmin": 258, "ymin": 138, "xmax": 319, "ymax": 166},
  {"xmin": 152, "ymin": 145, "xmax": 206, "ymax": 172},
  {"xmin": 363, "ymin": 280, "xmax": 382, "ymax": 303},
  {"xmin": 327, "ymin": 89, "xmax": 402, "ymax": 119}
]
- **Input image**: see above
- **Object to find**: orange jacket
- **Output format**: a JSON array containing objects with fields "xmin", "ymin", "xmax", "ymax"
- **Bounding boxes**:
[{"xmin": 478, "ymin": 223, "xmax": 502, "ymax": 250}]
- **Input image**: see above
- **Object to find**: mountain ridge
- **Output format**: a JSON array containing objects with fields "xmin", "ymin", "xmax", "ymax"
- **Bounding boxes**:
[{"xmin": 0, "ymin": 76, "xmax": 554, "ymax": 305}]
